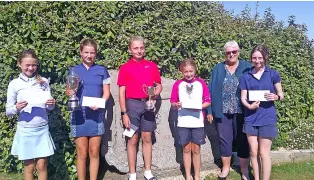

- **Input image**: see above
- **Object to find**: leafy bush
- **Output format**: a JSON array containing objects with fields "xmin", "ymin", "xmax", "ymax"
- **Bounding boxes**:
[{"xmin": 0, "ymin": 1, "xmax": 313, "ymax": 179}]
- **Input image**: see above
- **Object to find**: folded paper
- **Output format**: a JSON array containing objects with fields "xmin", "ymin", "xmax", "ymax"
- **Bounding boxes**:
[{"xmin": 123, "ymin": 124, "xmax": 138, "ymax": 138}]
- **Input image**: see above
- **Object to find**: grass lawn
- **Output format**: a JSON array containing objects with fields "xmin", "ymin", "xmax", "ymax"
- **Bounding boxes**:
[
  {"xmin": 0, "ymin": 172, "xmax": 22, "ymax": 180},
  {"xmin": 1, "ymin": 161, "xmax": 314, "ymax": 180},
  {"xmin": 205, "ymin": 161, "xmax": 314, "ymax": 180}
]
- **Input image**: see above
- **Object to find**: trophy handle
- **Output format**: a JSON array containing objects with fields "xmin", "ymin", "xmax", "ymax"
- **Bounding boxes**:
[{"xmin": 142, "ymin": 84, "xmax": 148, "ymax": 95}]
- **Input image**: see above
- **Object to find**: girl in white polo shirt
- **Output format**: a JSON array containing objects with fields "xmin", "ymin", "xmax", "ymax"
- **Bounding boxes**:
[
  {"xmin": 170, "ymin": 58, "xmax": 211, "ymax": 180},
  {"xmin": 6, "ymin": 49, "xmax": 56, "ymax": 180}
]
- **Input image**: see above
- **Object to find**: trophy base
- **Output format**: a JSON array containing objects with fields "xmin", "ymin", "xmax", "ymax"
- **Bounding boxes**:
[
  {"xmin": 68, "ymin": 106, "xmax": 80, "ymax": 111},
  {"xmin": 67, "ymin": 100, "xmax": 80, "ymax": 111},
  {"xmin": 145, "ymin": 101, "xmax": 155, "ymax": 111}
]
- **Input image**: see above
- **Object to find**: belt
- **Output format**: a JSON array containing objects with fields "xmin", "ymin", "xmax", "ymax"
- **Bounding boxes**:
[{"xmin": 128, "ymin": 98, "xmax": 149, "ymax": 101}]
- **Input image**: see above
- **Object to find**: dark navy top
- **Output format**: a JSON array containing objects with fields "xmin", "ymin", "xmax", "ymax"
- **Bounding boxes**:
[
  {"xmin": 239, "ymin": 66, "xmax": 281, "ymax": 126},
  {"xmin": 69, "ymin": 63, "xmax": 111, "ymax": 137},
  {"xmin": 72, "ymin": 64, "xmax": 110, "ymax": 101}
]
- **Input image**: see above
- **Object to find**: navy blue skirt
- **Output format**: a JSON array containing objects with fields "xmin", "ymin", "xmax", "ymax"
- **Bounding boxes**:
[{"xmin": 70, "ymin": 107, "xmax": 105, "ymax": 137}]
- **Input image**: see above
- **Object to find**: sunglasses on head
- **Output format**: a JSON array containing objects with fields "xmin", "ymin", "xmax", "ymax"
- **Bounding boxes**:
[{"xmin": 225, "ymin": 50, "xmax": 238, "ymax": 55}]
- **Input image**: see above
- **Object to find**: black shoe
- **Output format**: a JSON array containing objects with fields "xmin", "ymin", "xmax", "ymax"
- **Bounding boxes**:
[{"xmin": 144, "ymin": 176, "xmax": 157, "ymax": 180}]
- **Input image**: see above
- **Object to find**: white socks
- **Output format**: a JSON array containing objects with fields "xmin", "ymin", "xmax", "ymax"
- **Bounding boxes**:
[
  {"xmin": 129, "ymin": 173, "xmax": 136, "ymax": 180},
  {"xmin": 129, "ymin": 170, "xmax": 154, "ymax": 180},
  {"xmin": 144, "ymin": 170, "xmax": 154, "ymax": 179}
]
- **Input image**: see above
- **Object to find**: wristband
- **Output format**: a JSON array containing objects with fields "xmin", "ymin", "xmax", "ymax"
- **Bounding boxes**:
[
  {"xmin": 277, "ymin": 95, "xmax": 281, "ymax": 101},
  {"xmin": 121, "ymin": 111, "xmax": 127, "ymax": 116}
]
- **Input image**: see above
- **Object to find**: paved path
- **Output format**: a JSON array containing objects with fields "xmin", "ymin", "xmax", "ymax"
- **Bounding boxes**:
[
  {"xmin": 98, "ymin": 158, "xmax": 219, "ymax": 180},
  {"xmin": 99, "ymin": 149, "xmax": 314, "ymax": 179}
]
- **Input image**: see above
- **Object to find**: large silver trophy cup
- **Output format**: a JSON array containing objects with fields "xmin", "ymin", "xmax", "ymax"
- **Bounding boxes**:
[
  {"xmin": 67, "ymin": 69, "xmax": 80, "ymax": 111},
  {"xmin": 143, "ymin": 84, "xmax": 156, "ymax": 111}
]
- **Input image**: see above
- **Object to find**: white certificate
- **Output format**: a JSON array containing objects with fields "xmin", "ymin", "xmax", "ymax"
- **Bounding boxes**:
[
  {"xmin": 181, "ymin": 98, "xmax": 203, "ymax": 110},
  {"xmin": 82, "ymin": 96, "xmax": 106, "ymax": 108},
  {"xmin": 21, "ymin": 90, "xmax": 51, "ymax": 113},
  {"xmin": 179, "ymin": 83, "xmax": 203, "ymax": 110},
  {"xmin": 248, "ymin": 90, "xmax": 270, "ymax": 101},
  {"xmin": 22, "ymin": 90, "xmax": 51, "ymax": 105}
]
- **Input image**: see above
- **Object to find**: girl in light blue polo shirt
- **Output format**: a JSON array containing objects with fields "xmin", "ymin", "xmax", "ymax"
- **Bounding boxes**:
[
  {"xmin": 240, "ymin": 44, "xmax": 284, "ymax": 180},
  {"xmin": 6, "ymin": 49, "xmax": 56, "ymax": 180}
]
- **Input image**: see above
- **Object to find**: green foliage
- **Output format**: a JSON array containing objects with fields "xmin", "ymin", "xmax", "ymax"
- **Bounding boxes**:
[
  {"xmin": 0, "ymin": 1, "xmax": 313, "ymax": 179},
  {"xmin": 285, "ymin": 119, "xmax": 314, "ymax": 150}
]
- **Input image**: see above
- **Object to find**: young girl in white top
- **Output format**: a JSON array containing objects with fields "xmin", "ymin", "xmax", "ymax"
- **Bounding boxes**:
[
  {"xmin": 6, "ymin": 49, "xmax": 56, "ymax": 180},
  {"xmin": 170, "ymin": 58, "xmax": 211, "ymax": 180}
]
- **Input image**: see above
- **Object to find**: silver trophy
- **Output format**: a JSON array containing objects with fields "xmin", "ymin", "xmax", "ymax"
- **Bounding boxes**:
[
  {"xmin": 66, "ymin": 69, "xmax": 80, "ymax": 111},
  {"xmin": 143, "ymin": 84, "xmax": 156, "ymax": 110}
]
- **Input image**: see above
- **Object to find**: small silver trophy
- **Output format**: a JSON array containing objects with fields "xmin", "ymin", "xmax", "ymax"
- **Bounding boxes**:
[
  {"xmin": 143, "ymin": 84, "xmax": 156, "ymax": 110},
  {"xmin": 186, "ymin": 84, "xmax": 193, "ymax": 99},
  {"xmin": 66, "ymin": 68, "xmax": 80, "ymax": 111}
]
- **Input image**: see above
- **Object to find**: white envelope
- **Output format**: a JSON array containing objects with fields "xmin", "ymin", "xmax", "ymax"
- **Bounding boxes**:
[
  {"xmin": 248, "ymin": 90, "xmax": 270, "ymax": 101},
  {"xmin": 123, "ymin": 124, "xmax": 138, "ymax": 138},
  {"xmin": 82, "ymin": 96, "xmax": 106, "ymax": 108}
]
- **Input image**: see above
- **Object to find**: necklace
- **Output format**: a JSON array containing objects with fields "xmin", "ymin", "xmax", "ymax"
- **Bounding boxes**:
[{"xmin": 186, "ymin": 83, "xmax": 194, "ymax": 98}]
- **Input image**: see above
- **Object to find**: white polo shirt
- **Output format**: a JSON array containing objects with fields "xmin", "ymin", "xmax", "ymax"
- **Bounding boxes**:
[{"xmin": 6, "ymin": 73, "xmax": 54, "ymax": 127}]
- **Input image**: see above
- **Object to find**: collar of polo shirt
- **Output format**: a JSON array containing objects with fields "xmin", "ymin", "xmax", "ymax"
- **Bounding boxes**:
[
  {"xmin": 19, "ymin": 73, "xmax": 36, "ymax": 82},
  {"xmin": 249, "ymin": 65, "xmax": 271, "ymax": 75},
  {"xmin": 129, "ymin": 57, "xmax": 146, "ymax": 63}
]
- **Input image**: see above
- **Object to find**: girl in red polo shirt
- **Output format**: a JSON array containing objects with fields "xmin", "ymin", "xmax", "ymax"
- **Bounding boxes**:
[
  {"xmin": 117, "ymin": 36, "xmax": 162, "ymax": 180},
  {"xmin": 170, "ymin": 58, "xmax": 211, "ymax": 180}
]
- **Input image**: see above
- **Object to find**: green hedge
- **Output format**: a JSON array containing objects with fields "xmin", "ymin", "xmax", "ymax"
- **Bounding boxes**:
[{"xmin": 0, "ymin": 2, "xmax": 313, "ymax": 179}]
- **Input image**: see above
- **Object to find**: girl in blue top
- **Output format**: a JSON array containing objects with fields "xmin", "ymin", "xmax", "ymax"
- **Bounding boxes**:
[
  {"xmin": 6, "ymin": 49, "xmax": 56, "ymax": 180},
  {"xmin": 66, "ymin": 38, "xmax": 111, "ymax": 180},
  {"xmin": 240, "ymin": 44, "xmax": 284, "ymax": 180}
]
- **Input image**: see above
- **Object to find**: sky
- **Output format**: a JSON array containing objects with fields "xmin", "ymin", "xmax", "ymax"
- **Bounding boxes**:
[{"xmin": 221, "ymin": 1, "xmax": 314, "ymax": 40}]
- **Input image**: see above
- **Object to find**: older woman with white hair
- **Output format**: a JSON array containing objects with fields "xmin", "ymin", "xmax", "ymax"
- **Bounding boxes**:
[{"xmin": 207, "ymin": 41, "xmax": 251, "ymax": 180}]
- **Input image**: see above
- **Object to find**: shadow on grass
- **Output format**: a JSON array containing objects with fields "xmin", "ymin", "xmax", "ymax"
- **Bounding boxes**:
[{"xmin": 231, "ymin": 164, "xmax": 254, "ymax": 180}]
